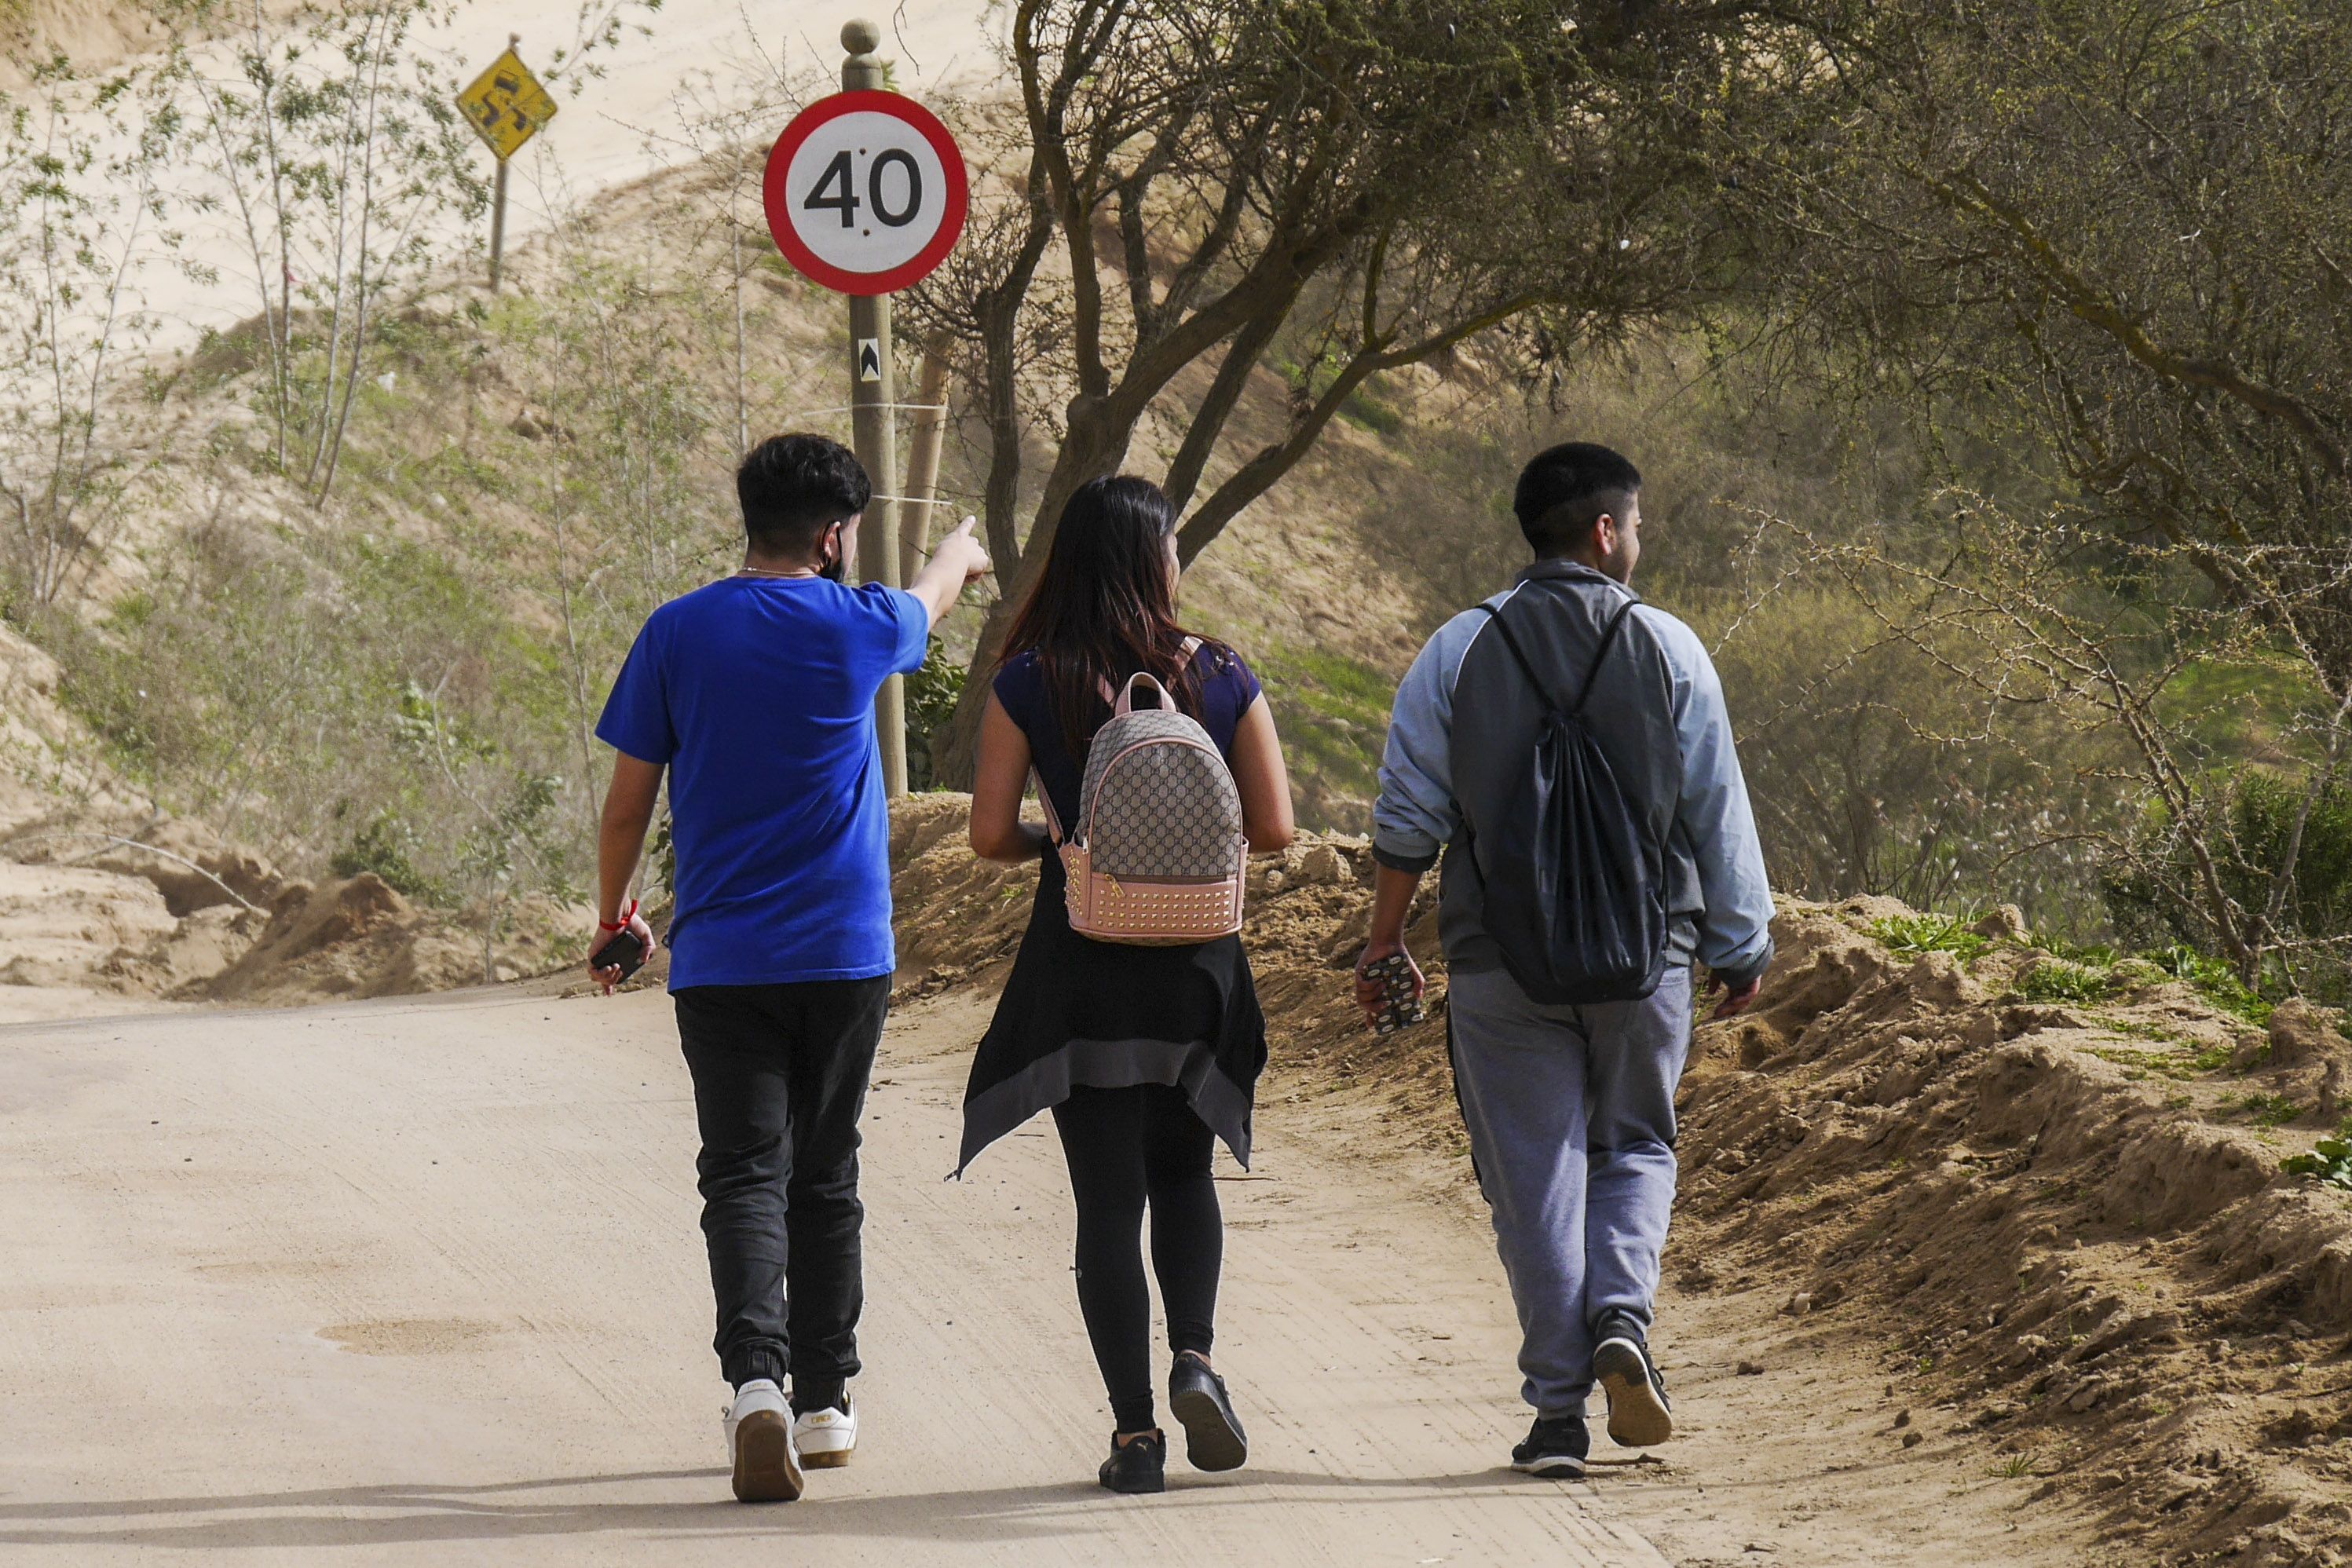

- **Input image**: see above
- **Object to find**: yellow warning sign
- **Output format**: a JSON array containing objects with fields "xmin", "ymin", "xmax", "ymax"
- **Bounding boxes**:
[{"xmin": 456, "ymin": 48, "xmax": 558, "ymax": 162}]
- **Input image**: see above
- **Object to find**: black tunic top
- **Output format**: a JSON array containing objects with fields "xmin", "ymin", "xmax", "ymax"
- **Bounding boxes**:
[{"xmin": 956, "ymin": 645, "xmax": 1270, "ymax": 1172}]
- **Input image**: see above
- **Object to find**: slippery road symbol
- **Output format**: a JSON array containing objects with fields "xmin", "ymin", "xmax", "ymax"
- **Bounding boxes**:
[{"xmin": 455, "ymin": 48, "xmax": 557, "ymax": 162}]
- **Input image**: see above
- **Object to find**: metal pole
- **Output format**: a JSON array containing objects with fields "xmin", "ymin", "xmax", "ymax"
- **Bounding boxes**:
[
  {"xmin": 489, "ymin": 158, "xmax": 510, "ymax": 291},
  {"xmin": 900, "ymin": 349, "xmax": 950, "ymax": 587},
  {"xmin": 843, "ymin": 18, "xmax": 906, "ymax": 797},
  {"xmin": 488, "ymin": 32, "xmax": 519, "ymax": 292}
]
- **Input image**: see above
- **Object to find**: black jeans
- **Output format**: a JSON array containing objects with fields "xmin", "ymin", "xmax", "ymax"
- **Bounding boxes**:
[
  {"xmin": 675, "ymin": 978, "xmax": 888, "ymax": 1395},
  {"xmin": 1052, "ymin": 1083, "xmax": 1223, "ymax": 1434}
]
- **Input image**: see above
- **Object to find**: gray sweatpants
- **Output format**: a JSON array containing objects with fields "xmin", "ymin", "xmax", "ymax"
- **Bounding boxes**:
[{"xmin": 1447, "ymin": 963, "xmax": 1694, "ymax": 1419}]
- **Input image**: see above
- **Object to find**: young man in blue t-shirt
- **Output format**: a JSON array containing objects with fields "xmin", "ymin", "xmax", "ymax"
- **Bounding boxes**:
[{"xmin": 591, "ymin": 432, "xmax": 989, "ymax": 1502}]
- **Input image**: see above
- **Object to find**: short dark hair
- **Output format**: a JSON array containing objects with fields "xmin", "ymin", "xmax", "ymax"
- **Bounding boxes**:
[
  {"xmin": 736, "ymin": 433, "xmax": 870, "ymax": 554},
  {"xmin": 1513, "ymin": 442, "xmax": 1641, "ymax": 557}
]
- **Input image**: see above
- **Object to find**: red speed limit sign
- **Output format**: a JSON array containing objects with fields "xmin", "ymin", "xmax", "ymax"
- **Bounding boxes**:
[{"xmin": 763, "ymin": 90, "xmax": 968, "ymax": 296}]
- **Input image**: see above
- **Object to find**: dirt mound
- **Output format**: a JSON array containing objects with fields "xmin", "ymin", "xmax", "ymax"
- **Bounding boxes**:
[
  {"xmin": 1674, "ymin": 904, "xmax": 2352, "ymax": 1567},
  {"xmin": 886, "ymin": 796, "xmax": 2352, "ymax": 1566},
  {"xmin": 887, "ymin": 794, "xmax": 1043, "ymax": 998},
  {"xmin": 2, "ymin": 809, "xmax": 579, "ymax": 1019},
  {"xmin": 0, "ymin": 0, "xmax": 172, "ymax": 87},
  {"xmin": 196, "ymin": 874, "xmax": 580, "ymax": 1005}
]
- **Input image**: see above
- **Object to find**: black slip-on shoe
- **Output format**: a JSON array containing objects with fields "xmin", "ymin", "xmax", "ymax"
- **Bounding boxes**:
[
  {"xmin": 1592, "ymin": 1318, "xmax": 1673, "ymax": 1448},
  {"xmin": 1098, "ymin": 1430, "xmax": 1167, "ymax": 1494},
  {"xmin": 1168, "ymin": 1354, "xmax": 1249, "ymax": 1472},
  {"xmin": 1510, "ymin": 1414, "xmax": 1590, "ymax": 1478}
]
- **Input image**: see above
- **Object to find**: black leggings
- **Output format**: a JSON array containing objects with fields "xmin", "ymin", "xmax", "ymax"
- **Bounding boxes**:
[{"xmin": 1051, "ymin": 1083, "xmax": 1223, "ymax": 1434}]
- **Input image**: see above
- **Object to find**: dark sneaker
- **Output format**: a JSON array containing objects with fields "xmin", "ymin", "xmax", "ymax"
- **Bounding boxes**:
[
  {"xmin": 1510, "ymin": 1413, "xmax": 1590, "ymax": 1477},
  {"xmin": 1168, "ymin": 1353, "xmax": 1249, "ymax": 1471},
  {"xmin": 1592, "ymin": 1315, "xmax": 1673, "ymax": 1448},
  {"xmin": 1098, "ymin": 1430, "xmax": 1167, "ymax": 1494}
]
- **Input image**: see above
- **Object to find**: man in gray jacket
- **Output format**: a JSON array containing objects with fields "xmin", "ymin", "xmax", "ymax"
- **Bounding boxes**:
[{"xmin": 1355, "ymin": 441, "xmax": 1774, "ymax": 1477}]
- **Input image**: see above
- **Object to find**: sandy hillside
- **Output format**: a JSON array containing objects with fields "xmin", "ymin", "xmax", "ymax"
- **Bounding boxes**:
[
  {"xmin": 0, "ymin": 621, "xmax": 585, "ymax": 1022},
  {"xmin": 6, "ymin": 2, "xmax": 1008, "ymax": 345},
  {"xmin": 6, "ymin": 0, "xmax": 1011, "ymax": 1024}
]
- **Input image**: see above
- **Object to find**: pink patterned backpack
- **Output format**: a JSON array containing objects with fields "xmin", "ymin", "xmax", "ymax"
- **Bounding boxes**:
[{"xmin": 1034, "ymin": 656, "xmax": 1247, "ymax": 946}]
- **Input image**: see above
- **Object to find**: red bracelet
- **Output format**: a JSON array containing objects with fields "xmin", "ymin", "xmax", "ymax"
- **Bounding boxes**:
[{"xmin": 598, "ymin": 898, "xmax": 638, "ymax": 934}]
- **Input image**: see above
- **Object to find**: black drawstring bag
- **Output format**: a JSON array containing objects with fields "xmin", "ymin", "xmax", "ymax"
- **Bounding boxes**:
[{"xmin": 1472, "ymin": 600, "xmax": 1668, "ymax": 1004}]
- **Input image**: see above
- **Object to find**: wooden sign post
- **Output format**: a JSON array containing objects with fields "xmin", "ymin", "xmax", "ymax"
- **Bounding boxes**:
[
  {"xmin": 763, "ymin": 20, "xmax": 970, "ymax": 797},
  {"xmin": 840, "ymin": 26, "xmax": 902, "ymax": 793}
]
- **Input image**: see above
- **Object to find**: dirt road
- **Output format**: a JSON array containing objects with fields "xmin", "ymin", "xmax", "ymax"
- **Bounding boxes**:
[{"xmin": 0, "ymin": 985, "xmax": 1669, "ymax": 1564}]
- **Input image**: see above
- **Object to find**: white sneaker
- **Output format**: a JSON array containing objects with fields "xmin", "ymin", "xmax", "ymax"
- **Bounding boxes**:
[
  {"xmin": 793, "ymin": 1394, "xmax": 857, "ymax": 1470},
  {"xmin": 723, "ymin": 1379, "xmax": 803, "ymax": 1502}
]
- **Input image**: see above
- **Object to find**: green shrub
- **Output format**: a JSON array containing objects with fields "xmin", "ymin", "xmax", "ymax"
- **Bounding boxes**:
[
  {"xmin": 455, "ymin": 770, "xmax": 572, "ymax": 902},
  {"xmin": 331, "ymin": 813, "xmax": 437, "ymax": 900},
  {"xmin": 2187, "ymin": 1041, "xmax": 2236, "ymax": 1075},
  {"xmin": 2149, "ymin": 944, "xmax": 2273, "ymax": 1024},
  {"xmin": 1710, "ymin": 586, "xmax": 2126, "ymax": 936},
  {"xmin": 2042, "ymin": 935, "xmax": 2119, "ymax": 967},
  {"xmin": 1274, "ymin": 353, "xmax": 1406, "ymax": 437},
  {"xmin": 2017, "ymin": 959, "xmax": 2114, "ymax": 1004},
  {"xmin": 1339, "ymin": 382, "xmax": 1406, "ymax": 436},
  {"xmin": 1238, "ymin": 641, "xmax": 1395, "ymax": 817},
  {"xmin": 2282, "ymin": 1139, "xmax": 2352, "ymax": 1192},
  {"xmin": 1870, "ymin": 912, "xmax": 1992, "ymax": 963},
  {"xmin": 2235, "ymin": 1094, "xmax": 2303, "ymax": 1128},
  {"xmin": 2105, "ymin": 769, "xmax": 2352, "ymax": 1008},
  {"xmin": 904, "ymin": 637, "xmax": 965, "ymax": 791}
]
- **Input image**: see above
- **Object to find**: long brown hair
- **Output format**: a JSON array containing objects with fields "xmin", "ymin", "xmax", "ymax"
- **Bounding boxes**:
[{"xmin": 1002, "ymin": 475, "xmax": 1220, "ymax": 762}]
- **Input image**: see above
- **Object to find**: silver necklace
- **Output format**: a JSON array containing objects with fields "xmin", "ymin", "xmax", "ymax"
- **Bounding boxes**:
[{"xmin": 737, "ymin": 566, "xmax": 816, "ymax": 579}]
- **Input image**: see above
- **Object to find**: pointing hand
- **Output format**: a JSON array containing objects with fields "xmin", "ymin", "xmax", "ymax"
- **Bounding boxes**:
[{"xmin": 948, "ymin": 515, "xmax": 991, "ymax": 583}]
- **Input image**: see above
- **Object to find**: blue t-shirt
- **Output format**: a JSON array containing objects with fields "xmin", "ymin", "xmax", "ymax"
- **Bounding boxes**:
[
  {"xmin": 993, "ymin": 643, "xmax": 1263, "ymax": 833},
  {"xmin": 596, "ymin": 576, "xmax": 930, "ymax": 989}
]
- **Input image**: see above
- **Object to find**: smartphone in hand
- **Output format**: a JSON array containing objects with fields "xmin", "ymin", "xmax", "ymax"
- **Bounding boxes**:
[{"xmin": 592, "ymin": 928, "xmax": 648, "ymax": 983}]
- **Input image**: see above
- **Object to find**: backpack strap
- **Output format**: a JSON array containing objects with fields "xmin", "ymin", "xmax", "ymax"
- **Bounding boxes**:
[
  {"xmin": 1032, "ymin": 766, "xmax": 1065, "ymax": 846},
  {"xmin": 1476, "ymin": 605, "xmax": 1552, "ymax": 714},
  {"xmin": 1571, "ymin": 599, "xmax": 1640, "ymax": 715},
  {"xmin": 1088, "ymin": 637, "xmax": 1200, "ymax": 708},
  {"xmin": 1114, "ymin": 671, "xmax": 1176, "ymax": 716},
  {"xmin": 1476, "ymin": 594, "xmax": 1641, "ymax": 718}
]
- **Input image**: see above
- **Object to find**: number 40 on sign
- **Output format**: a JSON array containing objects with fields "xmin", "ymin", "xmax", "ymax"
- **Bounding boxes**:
[{"xmin": 763, "ymin": 90, "xmax": 968, "ymax": 298}]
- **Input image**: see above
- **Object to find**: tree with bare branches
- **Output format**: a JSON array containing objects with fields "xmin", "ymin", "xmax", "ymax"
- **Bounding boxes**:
[
  {"xmin": 1765, "ymin": 491, "xmax": 2352, "ymax": 993},
  {"xmin": 0, "ymin": 59, "xmax": 184, "ymax": 606},
  {"xmin": 176, "ymin": 0, "xmax": 661, "ymax": 504},
  {"xmin": 909, "ymin": 0, "xmax": 1811, "ymax": 780},
  {"xmin": 1745, "ymin": 0, "xmax": 2352, "ymax": 685}
]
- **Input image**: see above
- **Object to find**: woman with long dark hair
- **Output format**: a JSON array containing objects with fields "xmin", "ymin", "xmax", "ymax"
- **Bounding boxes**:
[{"xmin": 962, "ymin": 474, "xmax": 1294, "ymax": 1493}]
